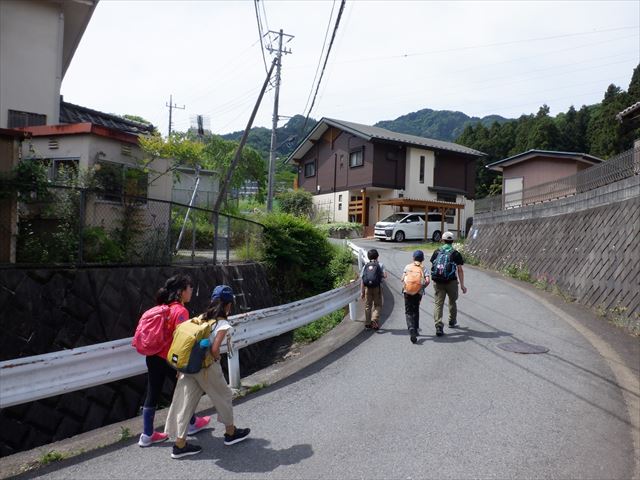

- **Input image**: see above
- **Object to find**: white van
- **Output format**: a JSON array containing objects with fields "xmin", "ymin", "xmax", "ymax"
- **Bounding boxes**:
[{"xmin": 374, "ymin": 212, "xmax": 456, "ymax": 242}]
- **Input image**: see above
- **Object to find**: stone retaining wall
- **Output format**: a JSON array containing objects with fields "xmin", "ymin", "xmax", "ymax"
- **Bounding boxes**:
[
  {"xmin": 0, "ymin": 263, "xmax": 286, "ymax": 457},
  {"xmin": 466, "ymin": 175, "xmax": 640, "ymax": 321}
]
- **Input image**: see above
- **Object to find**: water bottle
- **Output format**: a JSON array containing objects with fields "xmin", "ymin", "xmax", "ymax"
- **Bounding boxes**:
[{"xmin": 199, "ymin": 338, "xmax": 211, "ymax": 350}]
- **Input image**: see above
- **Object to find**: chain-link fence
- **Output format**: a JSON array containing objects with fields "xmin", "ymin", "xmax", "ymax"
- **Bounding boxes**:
[
  {"xmin": 476, "ymin": 146, "xmax": 640, "ymax": 214},
  {"xmin": 0, "ymin": 184, "xmax": 264, "ymax": 266}
]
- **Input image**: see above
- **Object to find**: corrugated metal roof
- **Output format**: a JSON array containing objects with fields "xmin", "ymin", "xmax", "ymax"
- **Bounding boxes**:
[
  {"xmin": 616, "ymin": 101, "xmax": 640, "ymax": 121},
  {"xmin": 287, "ymin": 117, "xmax": 485, "ymax": 162},
  {"xmin": 486, "ymin": 149, "xmax": 604, "ymax": 170},
  {"xmin": 60, "ymin": 101, "xmax": 155, "ymax": 136}
]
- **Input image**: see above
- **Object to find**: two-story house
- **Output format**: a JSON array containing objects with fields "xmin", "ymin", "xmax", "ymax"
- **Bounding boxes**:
[{"xmin": 287, "ymin": 118, "xmax": 485, "ymax": 237}]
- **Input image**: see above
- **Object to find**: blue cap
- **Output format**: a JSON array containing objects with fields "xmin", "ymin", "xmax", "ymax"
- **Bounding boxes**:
[
  {"xmin": 413, "ymin": 250, "xmax": 424, "ymax": 262},
  {"xmin": 211, "ymin": 284, "xmax": 234, "ymax": 303}
]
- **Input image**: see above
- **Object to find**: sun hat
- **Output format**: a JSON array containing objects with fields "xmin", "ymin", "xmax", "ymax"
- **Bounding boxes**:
[
  {"xmin": 211, "ymin": 285, "xmax": 234, "ymax": 303},
  {"xmin": 442, "ymin": 231, "xmax": 454, "ymax": 241}
]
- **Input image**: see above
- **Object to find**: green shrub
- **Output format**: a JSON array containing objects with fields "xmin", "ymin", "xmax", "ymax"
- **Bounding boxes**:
[
  {"xmin": 315, "ymin": 222, "xmax": 363, "ymax": 239},
  {"xmin": 83, "ymin": 227, "xmax": 124, "ymax": 263},
  {"xmin": 260, "ymin": 213, "xmax": 336, "ymax": 303},
  {"xmin": 277, "ymin": 190, "xmax": 314, "ymax": 218},
  {"xmin": 328, "ymin": 244, "xmax": 357, "ymax": 287}
]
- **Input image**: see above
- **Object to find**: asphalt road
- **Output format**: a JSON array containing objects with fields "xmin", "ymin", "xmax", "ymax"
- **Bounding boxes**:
[{"xmin": 21, "ymin": 239, "xmax": 638, "ymax": 479}]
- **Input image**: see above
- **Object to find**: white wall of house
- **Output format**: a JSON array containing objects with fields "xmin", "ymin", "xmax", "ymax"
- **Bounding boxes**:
[
  {"xmin": 404, "ymin": 147, "xmax": 436, "ymax": 201},
  {"xmin": 313, "ymin": 190, "xmax": 350, "ymax": 223},
  {"xmin": 0, "ymin": 1, "xmax": 63, "ymax": 128},
  {"xmin": 370, "ymin": 189, "xmax": 401, "ymax": 223}
]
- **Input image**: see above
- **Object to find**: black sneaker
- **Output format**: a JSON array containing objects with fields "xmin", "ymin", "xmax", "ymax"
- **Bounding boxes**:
[
  {"xmin": 171, "ymin": 443, "xmax": 202, "ymax": 459},
  {"xmin": 409, "ymin": 328, "xmax": 417, "ymax": 344},
  {"xmin": 224, "ymin": 427, "xmax": 250, "ymax": 445},
  {"xmin": 449, "ymin": 320, "xmax": 458, "ymax": 328},
  {"xmin": 436, "ymin": 325, "xmax": 444, "ymax": 337}
]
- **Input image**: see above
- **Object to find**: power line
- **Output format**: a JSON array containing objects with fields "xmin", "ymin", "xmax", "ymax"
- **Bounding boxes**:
[
  {"xmin": 253, "ymin": 0, "xmax": 269, "ymax": 73},
  {"xmin": 290, "ymin": 25, "xmax": 638, "ymax": 70},
  {"xmin": 259, "ymin": 0, "xmax": 270, "ymax": 33},
  {"xmin": 300, "ymin": 0, "xmax": 346, "ymax": 137},
  {"xmin": 302, "ymin": 1, "xmax": 336, "ymax": 117}
]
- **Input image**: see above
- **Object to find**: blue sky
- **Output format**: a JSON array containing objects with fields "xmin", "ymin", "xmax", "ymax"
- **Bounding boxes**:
[{"xmin": 61, "ymin": 0, "xmax": 639, "ymax": 136}]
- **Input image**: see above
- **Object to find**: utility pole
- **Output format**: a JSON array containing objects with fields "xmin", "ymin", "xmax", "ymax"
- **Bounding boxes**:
[
  {"xmin": 166, "ymin": 94, "xmax": 185, "ymax": 137},
  {"xmin": 265, "ymin": 29, "xmax": 293, "ymax": 212}
]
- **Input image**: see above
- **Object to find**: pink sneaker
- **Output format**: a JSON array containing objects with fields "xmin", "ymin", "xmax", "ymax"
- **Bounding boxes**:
[
  {"xmin": 138, "ymin": 431, "xmax": 168, "ymax": 447},
  {"xmin": 188, "ymin": 415, "xmax": 212, "ymax": 435}
]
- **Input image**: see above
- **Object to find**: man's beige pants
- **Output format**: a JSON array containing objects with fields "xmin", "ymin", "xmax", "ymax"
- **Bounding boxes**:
[
  {"xmin": 164, "ymin": 360, "xmax": 234, "ymax": 439},
  {"xmin": 433, "ymin": 280, "xmax": 459, "ymax": 327},
  {"xmin": 364, "ymin": 285, "xmax": 383, "ymax": 325}
]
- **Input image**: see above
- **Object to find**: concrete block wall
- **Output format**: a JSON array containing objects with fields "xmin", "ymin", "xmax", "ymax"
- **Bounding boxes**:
[
  {"xmin": 0, "ymin": 263, "xmax": 287, "ymax": 457},
  {"xmin": 466, "ymin": 174, "xmax": 640, "ymax": 320}
]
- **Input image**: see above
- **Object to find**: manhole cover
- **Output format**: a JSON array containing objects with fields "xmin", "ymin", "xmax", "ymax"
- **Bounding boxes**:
[{"xmin": 497, "ymin": 342, "xmax": 549, "ymax": 354}]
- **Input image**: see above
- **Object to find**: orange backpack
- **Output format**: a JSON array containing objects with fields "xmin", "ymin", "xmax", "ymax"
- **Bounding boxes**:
[{"xmin": 403, "ymin": 263, "xmax": 424, "ymax": 295}]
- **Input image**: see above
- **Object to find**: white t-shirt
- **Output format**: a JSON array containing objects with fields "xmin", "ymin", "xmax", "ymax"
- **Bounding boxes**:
[{"xmin": 209, "ymin": 318, "xmax": 233, "ymax": 343}]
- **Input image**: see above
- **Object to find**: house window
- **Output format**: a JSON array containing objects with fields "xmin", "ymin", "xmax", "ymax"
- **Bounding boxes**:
[
  {"xmin": 52, "ymin": 159, "xmax": 79, "ymax": 183},
  {"xmin": 349, "ymin": 148, "xmax": 364, "ymax": 167},
  {"xmin": 419, "ymin": 156, "xmax": 425, "ymax": 184},
  {"xmin": 338, "ymin": 203, "xmax": 342, "ymax": 211},
  {"xmin": 8, "ymin": 109, "xmax": 46, "ymax": 128},
  {"xmin": 437, "ymin": 193, "xmax": 456, "ymax": 203},
  {"xmin": 338, "ymin": 194, "xmax": 342, "ymax": 202},
  {"xmin": 304, "ymin": 161, "xmax": 316, "ymax": 177},
  {"xmin": 95, "ymin": 161, "xmax": 148, "ymax": 203}
]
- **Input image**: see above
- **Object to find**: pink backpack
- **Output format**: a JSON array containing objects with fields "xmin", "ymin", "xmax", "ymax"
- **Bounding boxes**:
[{"xmin": 132, "ymin": 305, "xmax": 172, "ymax": 356}]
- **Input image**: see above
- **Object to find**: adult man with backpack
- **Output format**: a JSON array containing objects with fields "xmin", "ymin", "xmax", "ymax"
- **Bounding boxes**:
[
  {"xmin": 360, "ymin": 249, "xmax": 387, "ymax": 330},
  {"xmin": 430, "ymin": 231, "xmax": 467, "ymax": 336}
]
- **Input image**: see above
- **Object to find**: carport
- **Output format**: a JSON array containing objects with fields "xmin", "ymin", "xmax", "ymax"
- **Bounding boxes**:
[{"xmin": 376, "ymin": 198, "xmax": 465, "ymax": 240}]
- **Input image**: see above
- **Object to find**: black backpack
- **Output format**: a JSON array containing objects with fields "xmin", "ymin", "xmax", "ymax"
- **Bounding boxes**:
[
  {"xmin": 362, "ymin": 261, "xmax": 383, "ymax": 287},
  {"xmin": 431, "ymin": 248, "xmax": 457, "ymax": 282}
]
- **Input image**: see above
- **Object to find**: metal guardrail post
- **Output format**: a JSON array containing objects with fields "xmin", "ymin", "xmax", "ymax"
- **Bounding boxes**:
[{"xmin": 227, "ymin": 351, "xmax": 241, "ymax": 389}]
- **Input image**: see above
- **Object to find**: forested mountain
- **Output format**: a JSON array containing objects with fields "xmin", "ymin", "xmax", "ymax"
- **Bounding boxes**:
[
  {"xmin": 218, "ymin": 64, "xmax": 639, "ymax": 199},
  {"xmin": 375, "ymin": 109, "xmax": 510, "ymax": 142},
  {"xmin": 457, "ymin": 64, "xmax": 639, "ymax": 197}
]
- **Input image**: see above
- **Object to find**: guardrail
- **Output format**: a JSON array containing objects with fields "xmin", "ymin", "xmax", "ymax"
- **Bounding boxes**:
[{"xmin": 0, "ymin": 241, "xmax": 367, "ymax": 408}]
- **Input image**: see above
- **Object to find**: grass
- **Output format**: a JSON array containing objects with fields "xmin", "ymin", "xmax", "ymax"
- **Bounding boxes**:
[
  {"xmin": 39, "ymin": 450, "xmax": 65, "ymax": 465},
  {"xmin": 293, "ymin": 309, "xmax": 346, "ymax": 344},
  {"xmin": 119, "ymin": 427, "xmax": 131, "ymax": 441}
]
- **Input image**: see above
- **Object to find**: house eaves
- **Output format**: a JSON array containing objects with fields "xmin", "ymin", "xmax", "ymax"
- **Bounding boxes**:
[
  {"xmin": 18, "ymin": 122, "xmax": 140, "ymax": 145},
  {"xmin": 286, "ymin": 117, "xmax": 485, "ymax": 163},
  {"xmin": 616, "ymin": 101, "xmax": 640, "ymax": 122},
  {"xmin": 61, "ymin": 0, "xmax": 99, "ymax": 78},
  {"xmin": 486, "ymin": 149, "xmax": 604, "ymax": 172}
]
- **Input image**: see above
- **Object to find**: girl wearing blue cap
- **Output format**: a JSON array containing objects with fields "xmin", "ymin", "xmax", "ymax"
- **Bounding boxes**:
[{"xmin": 164, "ymin": 285, "xmax": 250, "ymax": 459}]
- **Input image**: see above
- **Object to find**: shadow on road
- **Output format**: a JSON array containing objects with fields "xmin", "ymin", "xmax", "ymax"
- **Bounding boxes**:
[
  {"xmin": 205, "ymin": 438, "xmax": 313, "ymax": 473},
  {"xmin": 376, "ymin": 325, "xmax": 513, "ymax": 344}
]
